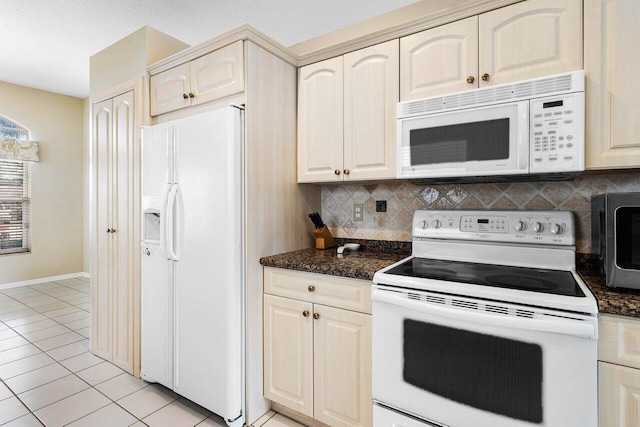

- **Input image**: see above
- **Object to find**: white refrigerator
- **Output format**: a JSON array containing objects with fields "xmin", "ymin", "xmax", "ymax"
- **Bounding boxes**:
[{"xmin": 140, "ymin": 107, "xmax": 244, "ymax": 426}]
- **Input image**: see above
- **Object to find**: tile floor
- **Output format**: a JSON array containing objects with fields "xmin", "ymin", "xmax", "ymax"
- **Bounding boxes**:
[{"xmin": 0, "ymin": 278, "xmax": 226, "ymax": 426}]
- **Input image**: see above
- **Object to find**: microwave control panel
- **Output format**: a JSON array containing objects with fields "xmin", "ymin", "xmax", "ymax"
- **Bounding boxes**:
[
  {"xmin": 530, "ymin": 92, "xmax": 585, "ymax": 173},
  {"xmin": 412, "ymin": 210, "xmax": 575, "ymax": 246}
]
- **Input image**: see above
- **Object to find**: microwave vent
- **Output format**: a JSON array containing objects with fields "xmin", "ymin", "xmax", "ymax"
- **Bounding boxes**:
[{"xmin": 398, "ymin": 71, "xmax": 582, "ymax": 118}]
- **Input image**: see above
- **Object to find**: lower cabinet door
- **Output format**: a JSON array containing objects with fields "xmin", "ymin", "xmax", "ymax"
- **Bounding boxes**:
[
  {"xmin": 263, "ymin": 294, "xmax": 314, "ymax": 417},
  {"xmin": 599, "ymin": 361, "xmax": 640, "ymax": 426},
  {"xmin": 314, "ymin": 304, "xmax": 372, "ymax": 427}
]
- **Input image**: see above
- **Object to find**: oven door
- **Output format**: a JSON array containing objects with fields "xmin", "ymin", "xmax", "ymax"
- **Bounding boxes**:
[
  {"xmin": 372, "ymin": 285, "xmax": 597, "ymax": 427},
  {"xmin": 397, "ymin": 101, "xmax": 529, "ymax": 179}
]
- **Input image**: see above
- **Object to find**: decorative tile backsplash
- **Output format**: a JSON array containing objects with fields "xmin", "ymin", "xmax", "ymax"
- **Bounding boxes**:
[{"xmin": 321, "ymin": 172, "xmax": 640, "ymax": 253}]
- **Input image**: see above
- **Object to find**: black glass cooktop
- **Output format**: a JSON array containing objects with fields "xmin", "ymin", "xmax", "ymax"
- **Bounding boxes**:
[{"xmin": 386, "ymin": 257, "xmax": 585, "ymax": 297}]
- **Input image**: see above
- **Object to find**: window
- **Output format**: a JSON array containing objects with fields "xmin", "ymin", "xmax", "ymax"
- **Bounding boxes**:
[{"xmin": 0, "ymin": 116, "xmax": 31, "ymax": 254}]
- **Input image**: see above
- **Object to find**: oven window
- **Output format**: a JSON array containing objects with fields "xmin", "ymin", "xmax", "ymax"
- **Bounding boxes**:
[
  {"xmin": 409, "ymin": 118, "xmax": 510, "ymax": 165},
  {"xmin": 616, "ymin": 207, "xmax": 640, "ymax": 270},
  {"xmin": 403, "ymin": 319, "xmax": 543, "ymax": 423}
]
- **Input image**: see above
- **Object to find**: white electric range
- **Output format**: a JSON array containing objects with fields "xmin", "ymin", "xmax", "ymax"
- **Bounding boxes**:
[{"xmin": 372, "ymin": 210, "xmax": 598, "ymax": 427}]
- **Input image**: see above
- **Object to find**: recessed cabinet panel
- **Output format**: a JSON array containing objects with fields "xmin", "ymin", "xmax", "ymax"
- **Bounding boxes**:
[
  {"xmin": 150, "ymin": 63, "xmax": 191, "ymax": 116},
  {"xmin": 599, "ymin": 361, "xmax": 640, "ymax": 426},
  {"xmin": 599, "ymin": 314, "xmax": 640, "ymax": 370},
  {"xmin": 585, "ymin": 0, "xmax": 640, "ymax": 169},
  {"xmin": 190, "ymin": 40, "xmax": 244, "ymax": 106},
  {"xmin": 112, "ymin": 91, "xmax": 135, "ymax": 373},
  {"xmin": 92, "ymin": 99, "xmax": 112, "ymax": 361},
  {"xmin": 263, "ymin": 294, "xmax": 314, "ymax": 417},
  {"xmin": 400, "ymin": 16, "xmax": 479, "ymax": 100},
  {"xmin": 344, "ymin": 40, "xmax": 398, "ymax": 181},
  {"xmin": 314, "ymin": 304, "xmax": 372, "ymax": 427},
  {"xmin": 297, "ymin": 57, "xmax": 344, "ymax": 183},
  {"xmin": 479, "ymin": 0, "xmax": 582, "ymax": 87}
]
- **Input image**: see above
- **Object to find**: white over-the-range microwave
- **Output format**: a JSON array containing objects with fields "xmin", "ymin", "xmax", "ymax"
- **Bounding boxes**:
[{"xmin": 397, "ymin": 70, "xmax": 585, "ymax": 182}]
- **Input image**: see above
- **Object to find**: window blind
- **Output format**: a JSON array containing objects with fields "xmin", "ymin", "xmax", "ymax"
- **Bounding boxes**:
[{"xmin": 0, "ymin": 160, "xmax": 30, "ymax": 254}]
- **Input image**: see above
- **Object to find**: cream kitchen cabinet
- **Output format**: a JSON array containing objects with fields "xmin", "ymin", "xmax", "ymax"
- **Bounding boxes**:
[
  {"xmin": 400, "ymin": 0, "xmax": 582, "ymax": 100},
  {"xmin": 598, "ymin": 313, "xmax": 640, "ymax": 426},
  {"xmin": 585, "ymin": 0, "xmax": 640, "ymax": 169},
  {"xmin": 91, "ymin": 90, "xmax": 139, "ymax": 374},
  {"xmin": 263, "ymin": 267, "xmax": 372, "ymax": 427},
  {"xmin": 149, "ymin": 40, "xmax": 244, "ymax": 116},
  {"xmin": 400, "ymin": 16, "xmax": 479, "ymax": 100},
  {"xmin": 298, "ymin": 39, "xmax": 398, "ymax": 183}
]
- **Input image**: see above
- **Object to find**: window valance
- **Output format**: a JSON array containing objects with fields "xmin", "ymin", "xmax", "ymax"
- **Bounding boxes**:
[{"xmin": 0, "ymin": 138, "xmax": 39, "ymax": 162}]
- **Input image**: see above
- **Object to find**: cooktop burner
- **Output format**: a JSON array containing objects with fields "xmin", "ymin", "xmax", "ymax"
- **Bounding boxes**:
[{"xmin": 386, "ymin": 257, "xmax": 585, "ymax": 297}]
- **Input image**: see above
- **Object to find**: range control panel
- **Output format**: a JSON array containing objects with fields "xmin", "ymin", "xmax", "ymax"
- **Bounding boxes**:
[
  {"xmin": 413, "ymin": 210, "xmax": 575, "ymax": 246},
  {"xmin": 530, "ymin": 92, "xmax": 585, "ymax": 173}
]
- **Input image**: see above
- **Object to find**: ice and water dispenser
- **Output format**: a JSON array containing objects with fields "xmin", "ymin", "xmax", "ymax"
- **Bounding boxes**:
[{"xmin": 143, "ymin": 208, "xmax": 161, "ymax": 241}]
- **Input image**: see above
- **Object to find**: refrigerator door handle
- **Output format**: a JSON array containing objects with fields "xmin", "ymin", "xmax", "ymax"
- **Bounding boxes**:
[
  {"xmin": 159, "ymin": 184, "xmax": 172, "ymax": 259},
  {"xmin": 166, "ymin": 184, "xmax": 180, "ymax": 261}
]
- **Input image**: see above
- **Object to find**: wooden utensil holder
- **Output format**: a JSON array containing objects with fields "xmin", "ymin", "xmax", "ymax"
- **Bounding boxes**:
[{"xmin": 313, "ymin": 226, "xmax": 338, "ymax": 249}]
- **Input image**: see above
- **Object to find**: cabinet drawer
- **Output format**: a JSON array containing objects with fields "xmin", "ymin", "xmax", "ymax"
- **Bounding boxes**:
[
  {"xmin": 599, "ymin": 314, "xmax": 640, "ymax": 369},
  {"xmin": 264, "ymin": 267, "xmax": 371, "ymax": 314}
]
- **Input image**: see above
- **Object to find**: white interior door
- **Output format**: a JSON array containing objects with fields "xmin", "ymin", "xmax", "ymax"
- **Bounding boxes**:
[{"xmin": 173, "ymin": 107, "xmax": 243, "ymax": 421}]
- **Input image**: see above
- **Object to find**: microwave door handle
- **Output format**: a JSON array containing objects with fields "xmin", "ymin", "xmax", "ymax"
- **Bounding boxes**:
[{"xmin": 372, "ymin": 289, "xmax": 595, "ymax": 338}]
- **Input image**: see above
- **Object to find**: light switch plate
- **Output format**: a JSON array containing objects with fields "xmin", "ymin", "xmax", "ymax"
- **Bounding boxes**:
[{"xmin": 353, "ymin": 204, "xmax": 363, "ymax": 221}]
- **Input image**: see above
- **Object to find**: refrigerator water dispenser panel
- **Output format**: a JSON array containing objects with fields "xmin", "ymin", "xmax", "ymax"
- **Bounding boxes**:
[{"xmin": 143, "ymin": 209, "xmax": 161, "ymax": 241}]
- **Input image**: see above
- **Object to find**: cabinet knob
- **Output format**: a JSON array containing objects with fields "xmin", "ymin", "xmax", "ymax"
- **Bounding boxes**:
[
  {"xmin": 466, "ymin": 76, "xmax": 475, "ymax": 84},
  {"xmin": 183, "ymin": 93, "xmax": 189, "ymax": 99},
  {"xmin": 308, "ymin": 285, "xmax": 315, "ymax": 292},
  {"xmin": 481, "ymin": 73, "xmax": 491, "ymax": 81},
  {"xmin": 302, "ymin": 310, "xmax": 310, "ymax": 317},
  {"xmin": 106, "ymin": 229, "xmax": 111, "ymax": 233},
  {"xmin": 334, "ymin": 169, "xmax": 341, "ymax": 175},
  {"xmin": 313, "ymin": 312, "xmax": 320, "ymax": 320},
  {"xmin": 188, "ymin": 93, "xmax": 195, "ymax": 98},
  {"xmin": 343, "ymin": 169, "xmax": 350, "ymax": 175},
  {"xmin": 111, "ymin": 228, "xmax": 116, "ymax": 233}
]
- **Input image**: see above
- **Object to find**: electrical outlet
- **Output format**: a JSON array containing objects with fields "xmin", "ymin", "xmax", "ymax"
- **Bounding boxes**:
[
  {"xmin": 376, "ymin": 200, "xmax": 387, "ymax": 213},
  {"xmin": 353, "ymin": 204, "xmax": 364, "ymax": 221}
]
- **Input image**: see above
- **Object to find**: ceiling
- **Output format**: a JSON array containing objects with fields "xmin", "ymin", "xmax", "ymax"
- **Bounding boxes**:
[{"xmin": 2, "ymin": 0, "xmax": 418, "ymax": 99}]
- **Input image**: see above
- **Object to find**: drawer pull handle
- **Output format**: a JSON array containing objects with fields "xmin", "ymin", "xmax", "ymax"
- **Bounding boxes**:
[
  {"xmin": 308, "ymin": 285, "xmax": 315, "ymax": 292},
  {"xmin": 313, "ymin": 312, "xmax": 320, "ymax": 320},
  {"xmin": 302, "ymin": 310, "xmax": 309, "ymax": 317}
]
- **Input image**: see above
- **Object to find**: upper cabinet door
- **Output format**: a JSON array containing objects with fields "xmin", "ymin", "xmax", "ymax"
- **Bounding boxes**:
[
  {"xmin": 150, "ymin": 63, "xmax": 191, "ymax": 116},
  {"xmin": 344, "ymin": 40, "xmax": 399, "ymax": 181},
  {"xmin": 585, "ymin": 0, "xmax": 640, "ymax": 169},
  {"xmin": 189, "ymin": 40, "xmax": 244, "ymax": 107},
  {"xmin": 297, "ymin": 57, "xmax": 344, "ymax": 183},
  {"xmin": 400, "ymin": 16, "xmax": 478, "ymax": 100},
  {"xmin": 478, "ymin": 0, "xmax": 582, "ymax": 87}
]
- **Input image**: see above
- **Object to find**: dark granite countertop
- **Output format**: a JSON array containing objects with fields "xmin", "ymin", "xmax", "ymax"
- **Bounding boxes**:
[
  {"xmin": 259, "ymin": 238, "xmax": 410, "ymax": 281},
  {"xmin": 577, "ymin": 255, "xmax": 640, "ymax": 318},
  {"xmin": 260, "ymin": 240, "xmax": 640, "ymax": 318}
]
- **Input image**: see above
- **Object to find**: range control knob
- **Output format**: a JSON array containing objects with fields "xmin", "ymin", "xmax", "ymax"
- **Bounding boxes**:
[
  {"xmin": 513, "ymin": 221, "xmax": 527, "ymax": 232},
  {"xmin": 550, "ymin": 224, "xmax": 564, "ymax": 235},
  {"xmin": 421, "ymin": 220, "xmax": 428, "ymax": 229},
  {"xmin": 534, "ymin": 222, "xmax": 545, "ymax": 233},
  {"xmin": 431, "ymin": 219, "xmax": 442, "ymax": 229}
]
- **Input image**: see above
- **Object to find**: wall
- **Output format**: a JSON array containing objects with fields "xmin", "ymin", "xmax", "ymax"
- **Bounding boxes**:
[
  {"xmin": 321, "ymin": 171, "xmax": 640, "ymax": 254},
  {"xmin": 90, "ymin": 26, "xmax": 189, "ymax": 96},
  {"xmin": 0, "ymin": 81, "xmax": 84, "ymax": 283}
]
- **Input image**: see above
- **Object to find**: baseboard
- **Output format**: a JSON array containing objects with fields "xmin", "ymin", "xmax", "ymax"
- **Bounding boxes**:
[{"xmin": 0, "ymin": 272, "xmax": 90, "ymax": 290}]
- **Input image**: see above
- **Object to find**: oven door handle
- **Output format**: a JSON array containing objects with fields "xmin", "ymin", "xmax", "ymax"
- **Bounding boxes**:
[{"xmin": 373, "ymin": 289, "xmax": 596, "ymax": 338}]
